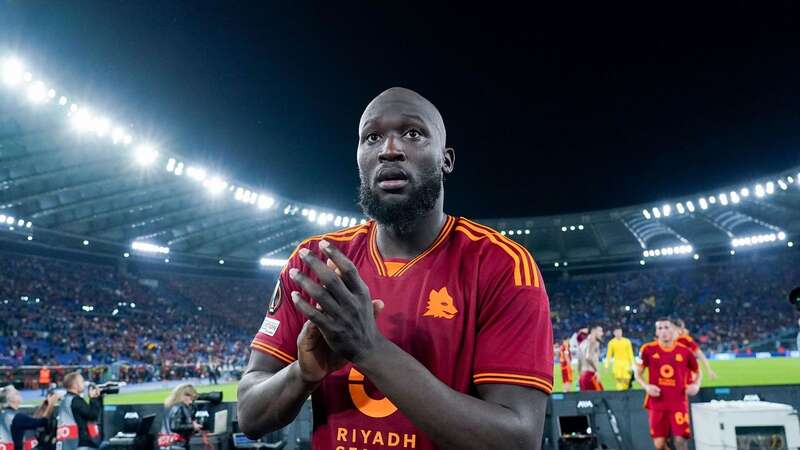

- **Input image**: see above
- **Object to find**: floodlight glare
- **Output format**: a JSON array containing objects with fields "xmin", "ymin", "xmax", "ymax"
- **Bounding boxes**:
[
  {"xmin": 134, "ymin": 145, "xmax": 159, "ymax": 166},
  {"xmin": 27, "ymin": 80, "xmax": 47, "ymax": 103},
  {"xmin": 686, "ymin": 201, "xmax": 695, "ymax": 212},
  {"xmin": 642, "ymin": 209, "xmax": 651, "ymax": 219},
  {"xmin": 131, "ymin": 241, "xmax": 170, "ymax": 254},
  {"xmin": 2, "ymin": 58, "xmax": 25, "ymax": 86},
  {"xmin": 260, "ymin": 258, "xmax": 288, "ymax": 267},
  {"xmin": 257, "ymin": 195, "xmax": 274, "ymax": 209}
]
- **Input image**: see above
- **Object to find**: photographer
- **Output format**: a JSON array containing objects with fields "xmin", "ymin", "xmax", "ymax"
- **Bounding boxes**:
[
  {"xmin": 157, "ymin": 385, "xmax": 201, "ymax": 450},
  {"xmin": 57, "ymin": 372, "xmax": 101, "ymax": 450},
  {"xmin": 33, "ymin": 389, "xmax": 61, "ymax": 450},
  {"xmin": 1, "ymin": 385, "xmax": 57, "ymax": 450}
]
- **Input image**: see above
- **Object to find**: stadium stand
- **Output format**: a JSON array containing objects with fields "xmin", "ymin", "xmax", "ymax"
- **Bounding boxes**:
[{"xmin": 2, "ymin": 249, "xmax": 797, "ymax": 381}]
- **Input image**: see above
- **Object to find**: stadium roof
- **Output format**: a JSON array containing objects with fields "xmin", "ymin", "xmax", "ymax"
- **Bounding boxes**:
[{"xmin": 2, "ymin": 56, "xmax": 799, "ymax": 272}]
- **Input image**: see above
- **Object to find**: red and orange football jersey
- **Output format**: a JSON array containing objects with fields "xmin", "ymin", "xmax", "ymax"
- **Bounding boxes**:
[
  {"xmin": 252, "ymin": 216, "xmax": 553, "ymax": 450},
  {"xmin": 676, "ymin": 334, "xmax": 700, "ymax": 353},
  {"xmin": 639, "ymin": 341, "xmax": 698, "ymax": 412}
]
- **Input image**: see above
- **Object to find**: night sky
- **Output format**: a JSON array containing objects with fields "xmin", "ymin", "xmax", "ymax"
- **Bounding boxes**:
[{"xmin": 1, "ymin": 2, "xmax": 798, "ymax": 218}]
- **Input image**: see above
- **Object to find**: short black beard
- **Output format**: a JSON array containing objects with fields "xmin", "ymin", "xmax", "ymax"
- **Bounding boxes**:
[{"xmin": 358, "ymin": 167, "xmax": 442, "ymax": 234}]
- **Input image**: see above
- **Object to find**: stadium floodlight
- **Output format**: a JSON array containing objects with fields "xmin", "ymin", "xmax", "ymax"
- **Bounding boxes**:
[
  {"xmin": 301, "ymin": 208, "xmax": 308, "ymax": 216},
  {"xmin": 718, "ymin": 193, "xmax": 728, "ymax": 206},
  {"xmin": 174, "ymin": 162, "xmax": 184, "ymax": 176},
  {"xmin": 516, "ymin": 229, "xmax": 523, "ymax": 235},
  {"xmin": 27, "ymin": 236, "xmax": 32, "ymax": 241},
  {"xmin": 47, "ymin": 88, "xmax": 55, "ymax": 99},
  {"xmin": 82, "ymin": 240, "xmax": 89, "ymax": 246},
  {"xmin": 569, "ymin": 225, "xmax": 575, "ymax": 231},
  {"xmin": 652, "ymin": 208, "xmax": 661, "ymax": 219},
  {"xmin": 334, "ymin": 216, "xmax": 342, "ymax": 226},
  {"xmin": 131, "ymin": 241, "xmax": 170, "ymax": 254},
  {"xmin": 166, "ymin": 158, "xmax": 176, "ymax": 172},
  {"xmin": 789, "ymin": 241, "xmax": 794, "ymax": 248},
  {"xmin": 730, "ymin": 250, "xmax": 735, "ymax": 255},
  {"xmin": 788, "ymin": 176, "xmax": 794, "ymax": 184},
  {"xmin": 356, "ymin": 218, "xmax": 363, "ymax": 226},
  {"xmin": 740, "ymin": 187, "xmax": 750, "ymax": 197},
  {"xmin": 27, "ymin": 80, "xmax": 47, "ymax": 103},
  {"xmin": 698, "ymin": 198, "xmax": 708, "ymax": 210},
  {"xmin": 16, "ymin": 219, "xmax": 24, "ymax": 227},
  {"xmin": 525, "ymin": 229, "xmax": 531, "ymax": 234},
  {"xmin": 112, "ymin": 127, "xmax": 125, "ymax": 144},
  {"xmin": 561, "ymin": 226, "xmax": 568, "ymax": 231},
  {"xmin": 708, "ymin": 196, "xmax": 716, "ymax": 204},
  {"xmin": 58, "ymin": 96, "xmax": 68, "ymax": 106},
  {"xmin": 71, "ymin": 108, "xmax": 94, "ymax": 132},
  {"xmin": 218, "ymin": 259, "xmax": 225, "ymax": 265},
  {"xmin": 2, "ymin": 58, "xmax": 25, "ymax": 86},
  {"xmin": 257, "ymin": 195, "xmax": 274, "ymax": 209},
  {"xmin": 134, "ymin": 145, "xmax": 159, "ymax": 166},
  {"xmin": 186, "ymin": 166, "xmax": 207, "ymax": 181},
  {"xmin": 554, "ymin": 262, "xmax": 559, "ymax": 267},
  {"xmin": 639, "ymin": 260, "xmax": 645, "ymax": 266},
  {"xmin": 203, "ymin": 177, "xmax": 228, "ymax": 195},
  {"xmin": 661, "ymin": 204, "xmax": 671, "ymax": 217},
  {"xmin": 164, "ymin": 258, "xmax": 169, "ymax": 263},
  {"xmin": 778, "ymin": 179, "xmax": 788, "ymax": 190},
  {"xmin": 778, "ymin": 231, "xmax": 786, "ymax": 240},
  {"xmin": 93, "ymin": 116, "xmax": 111, "ymax": 136},
  {"xmin": 693, "ymin": 254, "xmax": 699, "ymax": 260},
  {"xmin": 234, "ymin": 187, "xmax": 245, "ymax": 201},
  {"xmin": 642, "ymin": 209, "xmax": 651, "ymax": 219},
  {"xmin": 765, "ymin": 181, "xmax": 775, "ymax": 194},
  {"xmin": 686, "ymin": 201, "xmax": 695, "ymax": 212},
  {"xmin": 308, "ymin": 209, "xmax": 318, "ymax": 222},
  {"xmin": 123, "ymin": 252, "xmax": 130, "ymax": 258},
  {"xmin": 508, "ymin": 230, "xmax": 515, "ymax": 235},
  {"xmin": 260, "ymin": 257, "xmax": 287, "ymax": 267},
  {"xmin": 730, "ymin": 192, "xmax": 740, "ymax": 204},
  {"xmin": 0, "ymin": 214, "xmax": 5, "ymax": 223},
  {"xmin": 754, "ymin": 184, "xmax": 765, "ymax": 198},
  {"xmin": 675, "ymin": 203, "xmax": 685, "ymax": 214},
  {"xmin": 5, "ymin": 216, "xmax": 13, "ymax": 225}
]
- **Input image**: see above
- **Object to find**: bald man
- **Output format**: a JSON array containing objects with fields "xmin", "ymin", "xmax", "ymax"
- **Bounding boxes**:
[{"xmin": 238, "ymin": 87, "xmax": 554, "ymax": 449}]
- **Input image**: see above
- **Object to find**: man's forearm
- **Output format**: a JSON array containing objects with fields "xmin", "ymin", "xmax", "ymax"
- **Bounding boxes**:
[
  {"xmin": 237, "ymin": 362, "xmax": 317, "ymax": 437},
  {"xmin": 356, "ymin": 339, "xmax": 542, "ymax": 450}
]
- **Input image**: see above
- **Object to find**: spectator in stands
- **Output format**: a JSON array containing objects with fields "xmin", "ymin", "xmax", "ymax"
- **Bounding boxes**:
[
  {"xmin": 56, "ymin": 372, "xmax": 101, "ymax": 450},
  {"xmin": 0, "ymin": 385, "xmax": 57, "ymax": 450},
  {"xmin": 157, "ymin": 384, "xmax": 201, "ymax": 450},
  {"xmin": 796, "ymin": 318, "xmax": 800, "ymax": 352}
]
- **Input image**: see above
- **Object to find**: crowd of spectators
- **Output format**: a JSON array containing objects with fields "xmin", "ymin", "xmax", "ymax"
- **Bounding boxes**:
[{"xmin": 1, "ymin": 250, "xmax": 798, "ymax": 382}]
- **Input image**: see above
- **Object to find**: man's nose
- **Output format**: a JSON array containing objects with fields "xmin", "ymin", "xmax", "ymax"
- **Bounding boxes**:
[{"xmin": 379, "ymin": 135, "xmax": 406, "ymax": 162}]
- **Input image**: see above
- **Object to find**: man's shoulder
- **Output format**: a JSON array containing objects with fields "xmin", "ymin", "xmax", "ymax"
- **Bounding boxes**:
[
  {"xmin": 281, "ymin": 222, "xmax": 371, "ymax": 272},
  {"xmin": 640, "ymin": 341, "xmax": 659, "ymax": 354},
  {"xmin": 450, "ymin": 217, "xmax": 541, "ymax": 289}
]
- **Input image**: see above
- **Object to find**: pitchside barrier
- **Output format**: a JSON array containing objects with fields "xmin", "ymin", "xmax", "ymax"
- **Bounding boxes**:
[{"xmin": 78, "ymin": 384, "xmax": 799, "ymax": 450}]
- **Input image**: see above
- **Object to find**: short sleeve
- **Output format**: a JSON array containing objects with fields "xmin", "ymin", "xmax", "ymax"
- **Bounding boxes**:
[
  {"xmin": 686, "ymin": 350, "xmax": 699, "ymax": 373},
  {"xmin": 638, "ymin": 345, "xmax": 650, "ymax": 367},
  {"xmin": 472, "ymin": 252, "xmax": 553, "ymax": 394},
  {"xmin": 250, "ymin": 244, "xmax": 314, "ymax": 365}
]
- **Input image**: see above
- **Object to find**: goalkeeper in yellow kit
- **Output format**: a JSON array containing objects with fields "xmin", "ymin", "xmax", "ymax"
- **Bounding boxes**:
[{"xmin": 605, "ymin": 327, "xmax": 635, "ymax": 390}]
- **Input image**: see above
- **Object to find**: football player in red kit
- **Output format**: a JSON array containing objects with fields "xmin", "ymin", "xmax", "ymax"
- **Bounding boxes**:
[{"xmin": 635, "ymin": 319, "xmax": 702, "ymax": 450}]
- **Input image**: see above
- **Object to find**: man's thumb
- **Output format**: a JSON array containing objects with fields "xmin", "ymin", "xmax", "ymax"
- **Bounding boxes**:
[{"xmin": 372, "ymin": 299, "xmax": 385, "ymax": 318}]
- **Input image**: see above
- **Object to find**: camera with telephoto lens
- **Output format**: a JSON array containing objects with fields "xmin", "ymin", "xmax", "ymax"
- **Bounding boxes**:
[{"xmin": 89, "ymin": 381, "xmax": 122, "ymax": 395}]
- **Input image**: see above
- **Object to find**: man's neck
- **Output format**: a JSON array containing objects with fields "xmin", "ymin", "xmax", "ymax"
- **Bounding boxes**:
[
  {"xmin": 376, "ymin": 208, "xmax": 447, "ymax": 260},
  {"xmin": 658, "ymin": 339, "xmax": 675, "ymax": 348},
  {"xmin": 67, "ymin": 388, "xmax": 80, "ymax": 395}
]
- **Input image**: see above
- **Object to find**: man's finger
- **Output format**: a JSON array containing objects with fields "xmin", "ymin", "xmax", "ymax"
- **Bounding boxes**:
[
  {"xmin": 327, "ymin": 258, "xmax": 342, "ymax": 276},
  {"xmin": 372, "ymin": 299, "xmax": 385, "ymax": 318},
  {"xmin": 291, "ymin": 291, "xmax": 334, "ymax": 329},
  {"xmin": 298, "ymin": 248, "xmax": 352, "ymax": 303},
  {"xmin": 289, "ymin": 268, "xmax": 342, "ymax": 316},
  {"xmin": 318, "ymin": 240, "xmax": 367, "ymax": 294}
]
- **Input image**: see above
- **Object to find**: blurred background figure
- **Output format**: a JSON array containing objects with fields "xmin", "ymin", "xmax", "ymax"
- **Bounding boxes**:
[
  {"xmin": 56, "ymin": 372, "xmax": 101, "ymax": 450},
  {"xmin": 1, "ymin": 385, "xmax": 58, "ymax": 450},
  {"xmin": 38, "ymin": 368, "xmax": 51, "ymax": 397},
  {"xmin": 157, "ymin": 384, "xmax": 202, "ymax": 450},
  {"xmin": 558, "ymin": 338, "xmax": 574, "ymax": 393},
  {"xmin": 605, "ymin": 327, "xmax": 635, "ymax": 390},
  {"xmin": 33, "ymin": 389, "xmax": 61, "ymax": 450}
]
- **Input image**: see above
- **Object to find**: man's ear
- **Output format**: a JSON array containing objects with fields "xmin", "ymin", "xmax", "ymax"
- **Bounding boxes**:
[{"xmin": 442, "ymin": 147, "xmax": 455, "ymax": 174}]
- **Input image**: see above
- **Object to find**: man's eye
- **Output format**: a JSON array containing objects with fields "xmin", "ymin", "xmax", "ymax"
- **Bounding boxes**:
[
  {"xmin": 365, "ymin": 133, "xmax": 381, "ymax": 144},
  {"xmin": 404, "ymin": 129, "xmax": 422, "ymax": 139}
]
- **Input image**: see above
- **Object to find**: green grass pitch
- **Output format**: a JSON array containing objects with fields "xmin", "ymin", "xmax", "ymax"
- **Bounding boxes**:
[{"xmin": 105, "ymin": 358, "xmax": 800, "ymax": 404}]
